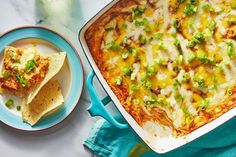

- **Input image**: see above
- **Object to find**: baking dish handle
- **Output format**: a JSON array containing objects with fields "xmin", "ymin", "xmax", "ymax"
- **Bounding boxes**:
[{"xmin": 87, "ymin": 71, "xmax": 129, "ymax": 129}]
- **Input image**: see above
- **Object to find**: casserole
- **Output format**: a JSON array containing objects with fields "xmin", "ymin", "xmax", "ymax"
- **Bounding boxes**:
[{"xmin": 79, "ymin": 0, "xmax": 236, "ymax": 153}]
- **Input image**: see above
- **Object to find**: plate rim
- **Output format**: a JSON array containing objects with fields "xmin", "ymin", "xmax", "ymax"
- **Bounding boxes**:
[{"xmin": 0, "ymin": 26, "xmax": 84, "ymax": 132}]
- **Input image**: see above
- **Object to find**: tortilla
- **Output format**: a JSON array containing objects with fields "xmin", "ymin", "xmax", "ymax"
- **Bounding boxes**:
[
  {"xmin": 0, "ymin": 46, "xmax": 25, "ymax": 97},
  {"xmin": 22, "ymin": 79, "xmax": 64, "ymax": 126},
  {"xmin": 0, "ymin": 46, "xmax": 66, "ymax": 104},
  {"xmin": 26, "ymin": 52, "xmax": 66, "ymax": 104}
]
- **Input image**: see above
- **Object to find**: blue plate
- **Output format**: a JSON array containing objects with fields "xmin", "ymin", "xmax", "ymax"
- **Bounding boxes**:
[{"xmin": 0, "ymin": 26, "xmax": 84, "ymax": 131}]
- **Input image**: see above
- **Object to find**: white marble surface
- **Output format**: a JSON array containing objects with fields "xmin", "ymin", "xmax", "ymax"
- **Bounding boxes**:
[{"xmin": 0, "ymin": 0, "xmax": 118, "ymax": 157}]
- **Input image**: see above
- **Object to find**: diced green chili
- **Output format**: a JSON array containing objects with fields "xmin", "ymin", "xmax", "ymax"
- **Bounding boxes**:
[
  {"xmin": 131, "ymin": 83, "xmax": 139, "ymax": 91},
  {"xmin": 174, "ymin": 93, "xmax": 184, "ymax": 102},
  {"xmin": 174, "ymin": 39, "xmax": 180, "ymax": 47},
  {"xmin": 208, "ymin": 20, "xmax": 216, "ymax": 31},
  {"xmin": 188, "ymin": 18, "xmax": 194, "ymax": 26},
  {"xmin": 173, "ymin": 79, "xmax": 181, "ymax": 90},
  {"xmin": 173, "ymin": 19, "xmax": 181, "ymax": 31},
  {"xmin": 133, "ymin": 99, "xmax": 140, "ymax": 105},
  {"xmin": 188, "ymin": 40, "xmax": 197, "ymax": 48},
  {"xmin": 202, "ymin": 3, "xmax": 210, "ymax": 11},
  {"xmin": 123, "ymin": 37, "xmax": 129, "ymax": 45},
  {"xmin": 226, "ymin": 20, "xmax": 236, "ymax": 25},
  {"xmin": 144, "ymin": 25, "xmax": 151, "ymax": 32},
  {"xmin": 216, "ymin": 64, "xmax": 224, "ymax": 71},
  {"xmin": 25, "ymin": 59, "xmax": 36, "ymax": 72},
  {"xmin": 123, "ymin": 67, "xmax": 132, "ymax": 76},
  {"xmin": 146, "ymin": 66, "xmax": 155, "ymax": 77},
  {"xmin": 199, "ymin": 99, "xmax": 210, "ymax": 109},
  {"xmin": 130, "ymin": 48, "xmax": 138, "ymax": 57},
  {"xmin": 145, "ymin": 96, "xmax": 158, "ymax": 106},
  {"xmin": 131, "ymin": 6, "xmax": 145, "ymax": 20},
  {"xmin": 122, "ymin": 51, "xmax": 129, "ymax": 59},
  {"xmin": 153, "ymin": 32, "xmax": 163, "ymax": 40},
  {"xmin": 231, "ymin": 5, "xmax": 236, "ymax": 9},
  {"xmin": 145, "ymin": 80, "xmax": 153, "ymax": 90},
  {"xmin": 197, "ymin": 52, "xmax": 208, "ymax": 63},
  {"xmin": 2, "ymin": 70, "xmax": 11, "ymax": 78},
  {"xmin": 194, "ymin": 32, "xmax": 205, "ymax": 41},
  {"xmin": 183, "ymin": 73, "xmax": 191, "ymax": 82},
  {"xmin": 5, "ymin": 99, "xmax": 14, "ymax": 109},
  {"xmin": 156, "ymin": 58, "xmax": 167, "ymax": 66},
  {"xmin": 16, "ymin": 106, "xmax": 21, "ymax": 111},
  {"xmin": 174, "ymin": 0, "xmax": 186, "ymax": 10},
  {"xmin": 184, "ymin": 3, "xmax": 198, "ymax": 16},
  {"xmin": 227, "ymin": 87, "xmax": 233, "ymax": 96},
  {"xmin": 157, "ymin": 97, "xmax": 168, "ymax": 107},
  {"xmin": 193, "ymin": 77, "xmax": 206, "ymax": 88},
  {"xmin": 134, "ymin": 18, "xmax": 148, "ymax": 27},
  {"xmin": 13, "ymin": 66, "xmax": 18, "ymax": 71},
  {"xmin": 15, "ymin": 73, "xmax": 27, "ymax": 88},
  {"xmin": 190, "ymin": 0, "xmax": 198, "ymax": 5},
  {"xmin": 188, "ymin": 32, "xmax": 205, "ymax": 48},
  {"xmin": 115, "ymin": 77, "xmax": 122, "ymax": 85},
  {"xmin": 187, "ymin": 52, "xmax": 196, "ymax": 62},
  {"xmin": 122, "ymin": 23, "xmax": 128, "ymax": 29},
  {"xmin": 174, "ymin": 39, "xmax": 183, "ymax": 54},
  {"xmin": 140, "ymin": 35, "xmax": 147, "ymax": 44},
  {"xmin": 157, "ymin": 41, "xmax": 166, "ymax": 50},
  {"xmin": 105, "ymin": 27, "xmax": 114, "ymax": 32},
  {"xmin": 108, "ymin": 42, "xmax": 121, "ymax": 51},
  {"xmin": 9, "ymin": 51, "xmax": 20, "ymax": 63},
  {"xmin": 226, "ymin": 41, "xmax": 235, "ymax": 58}
]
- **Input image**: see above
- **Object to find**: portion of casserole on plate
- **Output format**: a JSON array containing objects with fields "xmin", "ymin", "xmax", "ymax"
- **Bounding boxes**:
[
  {"xmin": 0, "ymin": 46, "xmax": 66, "ymax": 125},
  {"xmin": 85, "ymin": 0, "xmax": 236, "ymax": 136}
]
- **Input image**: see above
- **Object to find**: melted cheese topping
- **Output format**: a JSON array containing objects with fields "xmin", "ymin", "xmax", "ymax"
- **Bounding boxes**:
[
  {"xmin": 0, "ymin": 46, "xmax": 49, "ymax": 91},
  {"xmin": 99, "ymin": 0, "xmax": 236, "ymax": 135},
  {"xmin": 12, "ymin": 47, "xmax": 37, "ymax": 70}
]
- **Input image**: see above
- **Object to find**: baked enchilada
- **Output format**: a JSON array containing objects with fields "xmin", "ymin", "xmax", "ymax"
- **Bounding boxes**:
[{"xmin": 85, "ymin": 0, "xmax": 236, "ymax": 136}]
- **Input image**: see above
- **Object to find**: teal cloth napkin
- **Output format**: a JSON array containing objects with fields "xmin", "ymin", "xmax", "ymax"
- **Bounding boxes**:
[{"xmin": 84, "ymin": 115, "xmax": 236, "ymax": 157}]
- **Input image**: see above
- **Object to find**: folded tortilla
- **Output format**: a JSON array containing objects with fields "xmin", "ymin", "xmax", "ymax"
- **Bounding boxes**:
[
  {"xmin": 0, "ymin": 47, "xmax": 25, "ymax": 97},
  {"xmin": 22, "ymin": 79, "xmax": 64, "ymax": 126},
  {"xmin": 0, "ymin": 46, "xmax": 66, "ymax": 104},
  {"xmin": 26, "ymin": 52, "xmax": 66, "ymax": 104}
]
